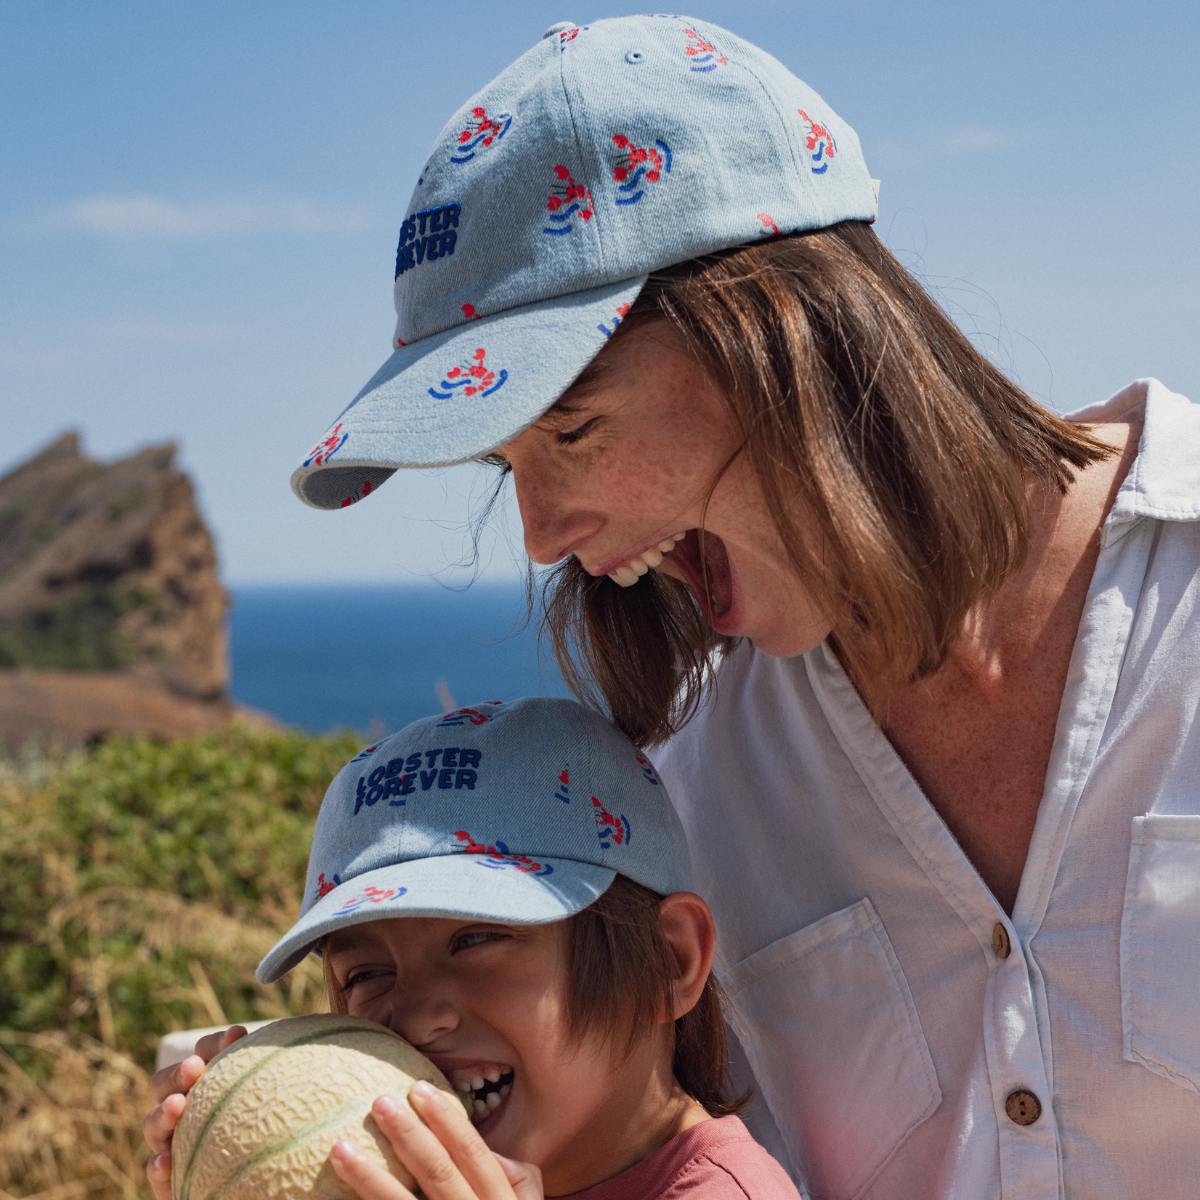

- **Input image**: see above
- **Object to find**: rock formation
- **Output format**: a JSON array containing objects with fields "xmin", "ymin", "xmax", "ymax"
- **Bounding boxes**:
[{"xmin": 0, "ymin": 433, "xmax": 240, "ymax": 746}]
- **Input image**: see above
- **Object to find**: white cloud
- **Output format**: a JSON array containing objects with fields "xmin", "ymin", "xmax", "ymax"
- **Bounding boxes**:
[
  {"xmin": 0, "ymin": 318, "xmax": 240, "ymax": 375},
  {"xmin": 938, "ymin": 125, "xmax": 1021, "ymax": 154},
  {"xmin": 82, "ymin": 316, "xmax": 242, "ymax": 345},
  {"xmin": 56, "ymin": 193, "xmax": 371, "ymax": 237},
  {"xmin": 869, "ymin": 123, "xmax": 1027, "ymax": 175}
]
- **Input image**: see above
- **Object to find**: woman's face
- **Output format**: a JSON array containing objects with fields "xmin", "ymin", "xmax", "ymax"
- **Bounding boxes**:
[
  {"xmin": 325, "ymin": 915, "xmax": 670, "ymax": 1195},
  {"xmin": 496, "ymin": 320, "xmax": 832, "ymax": 657}
]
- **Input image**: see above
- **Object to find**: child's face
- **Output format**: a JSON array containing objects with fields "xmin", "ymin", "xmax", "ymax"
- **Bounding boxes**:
[{"xmin": 324, "ymin": 914, "xmax": 670, "ymax": 1194}]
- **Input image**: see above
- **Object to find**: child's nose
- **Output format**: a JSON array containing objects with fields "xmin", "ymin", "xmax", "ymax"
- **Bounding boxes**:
[{"xmin": 390, "ymin": 990, "xmax": 461, "ymax": 1048}]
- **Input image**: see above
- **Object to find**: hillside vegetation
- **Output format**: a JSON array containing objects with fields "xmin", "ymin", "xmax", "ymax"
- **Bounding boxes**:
[{"xmin": 0, "ymin": 725, "xmax": 360, "ymax": 1200}]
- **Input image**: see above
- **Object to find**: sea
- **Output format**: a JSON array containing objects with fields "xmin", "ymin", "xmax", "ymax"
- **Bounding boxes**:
[{"xmin": 229, "ymin": 583, "xmax": 570, "ymax": 736}]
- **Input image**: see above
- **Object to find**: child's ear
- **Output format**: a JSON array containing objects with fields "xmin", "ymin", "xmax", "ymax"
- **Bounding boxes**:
[{"xmin": 657, "ymin": 892, "xmax": 717, "ymax": 1022}]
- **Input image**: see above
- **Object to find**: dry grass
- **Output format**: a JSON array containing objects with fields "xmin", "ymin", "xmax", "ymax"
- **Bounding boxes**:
[
  {"xmin": 0, "ymin": 1030, "xmax": 148, "ymax": 1200},
  {"xmin": 0, "ymin": 897, "xmax": 329, "ymax": 1200}
]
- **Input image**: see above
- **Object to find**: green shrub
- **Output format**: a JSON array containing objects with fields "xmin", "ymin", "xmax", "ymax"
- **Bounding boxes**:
[
  {"xmin": 0, "ymin": 723, "xmax": 365, "ymax": 1198},
  {"xmin": 1, "ymin": 723, "xmax": 360, "ymax": 1063}
]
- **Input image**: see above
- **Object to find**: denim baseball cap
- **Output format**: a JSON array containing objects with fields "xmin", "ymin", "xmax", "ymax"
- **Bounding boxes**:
[
  {"xmin": 291, "ymin": 13, "xmax": 876, "ymax": 510},
  {"xmin": 256, "ymin": 698, "xmax": 691, "ymax": 983}
]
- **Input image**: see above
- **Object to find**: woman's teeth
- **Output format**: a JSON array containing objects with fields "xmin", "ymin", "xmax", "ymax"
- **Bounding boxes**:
[{"xmin": 609, "ymin": 531, "xmax": 686, "ymax": 587}]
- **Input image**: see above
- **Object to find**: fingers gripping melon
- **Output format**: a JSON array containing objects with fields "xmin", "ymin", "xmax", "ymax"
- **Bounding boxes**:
[{"xmin": 171, "ymin": 1014, "xmax": 467, "ymax": 1200}]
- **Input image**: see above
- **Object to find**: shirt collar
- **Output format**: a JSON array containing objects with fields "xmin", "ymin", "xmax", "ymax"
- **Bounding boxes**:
[{"xmin": 1066, "ymin": 378, "xmax": 1200, "ymax": 523}]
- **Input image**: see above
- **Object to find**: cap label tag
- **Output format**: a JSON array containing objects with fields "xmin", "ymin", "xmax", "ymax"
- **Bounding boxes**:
[{"xmin": 394, "ymin": 202, "xmax": 462, "ymax": 278}]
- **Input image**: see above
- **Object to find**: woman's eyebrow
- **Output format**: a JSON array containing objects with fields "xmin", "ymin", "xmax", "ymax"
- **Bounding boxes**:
[
  {"xmin": 566, "ymin": 358, "xmax": 609, "ymax": 397},
  {"xmin": 535, "ymin": 403, "xmax": 585, "ymax": 429},
  {"xmin": 537, "ymin": 360, "xmax": 613, "ymax": 426}
]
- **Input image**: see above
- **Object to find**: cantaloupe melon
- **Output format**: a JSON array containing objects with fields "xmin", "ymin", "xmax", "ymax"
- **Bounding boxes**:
[{"xmin": 171, "ymin": 1014, "xmax": 468, "ymax": 1200}]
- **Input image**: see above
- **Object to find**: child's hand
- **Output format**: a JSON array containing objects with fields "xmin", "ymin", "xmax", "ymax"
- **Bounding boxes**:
[
  {"xmin": 328, "ymin": 1080, "xmax": 543, "ymax": 1200},
  {"xmin": 142, "ymin": 1024, "xmax": 248, "ymax": 1200}
]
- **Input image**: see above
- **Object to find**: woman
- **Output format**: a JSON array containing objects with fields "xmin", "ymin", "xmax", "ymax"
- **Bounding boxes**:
[{"xmin": 291, "ymin": 14, "xmax": 1200, "ymax": 1199}]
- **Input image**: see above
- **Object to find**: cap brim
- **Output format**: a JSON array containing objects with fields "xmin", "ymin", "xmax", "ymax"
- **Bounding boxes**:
[
  {"xmin": 292, "ymin": 276, "xmax": 648, "ymax": 510},
  {"xmin": 255, "ymin": 854, "xmax": 617, "ymax": 983}
]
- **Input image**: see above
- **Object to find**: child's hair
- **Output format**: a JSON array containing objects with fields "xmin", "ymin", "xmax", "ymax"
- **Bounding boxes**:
[{"xmin": 324, "ymin": 875, "xmax": 745, "ymax": 1117}]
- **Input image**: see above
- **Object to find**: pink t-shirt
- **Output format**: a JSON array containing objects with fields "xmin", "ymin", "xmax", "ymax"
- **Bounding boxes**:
[{"xmin": 559, "ymin": 1115, "xmax": 804, "ymax": 1200}]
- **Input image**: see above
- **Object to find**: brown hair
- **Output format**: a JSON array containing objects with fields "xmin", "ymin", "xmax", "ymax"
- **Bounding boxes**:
[
  {"xmin": 536, "ymin": 221, "xmax": 1113, "ymax": 744},
  {"xmin": 563, "ymin": 875, "xmax": 743, "ymax": 1115},
  {"xmin": 323, "ymin": 876, "xmax": 744, "ymax": 1116}
]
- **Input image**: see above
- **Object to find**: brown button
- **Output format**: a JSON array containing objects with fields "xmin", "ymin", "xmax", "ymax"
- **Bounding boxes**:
[
  {"xmin": 1005, "ymin": 1089, "xmax": 1042, "ymax": 1126},
  {"xmin": 991, "ymin": 923, "xmax": 1012, "ymax": 960}
]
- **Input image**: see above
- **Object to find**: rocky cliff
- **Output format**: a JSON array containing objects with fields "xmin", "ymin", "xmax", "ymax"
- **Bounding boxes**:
[{"xmin": 0, "ymin": 433, "xmax": 238, "ymax": 745}]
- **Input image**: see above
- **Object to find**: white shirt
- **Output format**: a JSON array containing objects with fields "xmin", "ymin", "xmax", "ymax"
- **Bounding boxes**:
[{"xmin": 655, "ymin": 380, "xmax": 1200, "ymax": 1200}]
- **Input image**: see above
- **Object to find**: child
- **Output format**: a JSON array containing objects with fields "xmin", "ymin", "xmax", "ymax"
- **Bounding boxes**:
[{"xmin": 144, "ymin": 698, "xmax": 803, "ymax": 1199}]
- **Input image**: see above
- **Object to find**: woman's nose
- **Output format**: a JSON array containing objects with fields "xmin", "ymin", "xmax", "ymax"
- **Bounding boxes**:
[{"xmin": 512, "ymin": 461, "xmax": 602, "ymax": 566}]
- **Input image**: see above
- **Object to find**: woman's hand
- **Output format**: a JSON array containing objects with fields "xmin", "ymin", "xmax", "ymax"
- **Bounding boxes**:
[
  {"xmin": 328, "ymin": 1080, "xmax": 543, "ymax": 1200},
  {"xmin": 142, "ymin": 1024, "xmax": 248, "ymax": 1200}
]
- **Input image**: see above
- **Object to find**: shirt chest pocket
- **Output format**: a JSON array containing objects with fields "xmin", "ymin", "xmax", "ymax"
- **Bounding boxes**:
[
  {"xmin": 722, "ymin": 898, "xmax": 941, "ymax": 1200},
  {"xmin": 1120, "ymin": 814, "xmax": 1200, "ymax": 1093}
]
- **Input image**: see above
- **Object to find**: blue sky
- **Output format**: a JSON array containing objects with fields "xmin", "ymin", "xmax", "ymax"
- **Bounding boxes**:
[{"xmin": 3, "ymin": 1, "xmax": 1197, "ymax": 585}]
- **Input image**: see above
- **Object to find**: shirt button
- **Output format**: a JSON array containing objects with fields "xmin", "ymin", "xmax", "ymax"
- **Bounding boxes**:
[
  {"xmin": 991, "ymin": 922, "xmax": 1012, "ymax": 959},
  {"xmin": 1005, "ymin": 1089, "xmax": 1042, "ymax": 1126}
]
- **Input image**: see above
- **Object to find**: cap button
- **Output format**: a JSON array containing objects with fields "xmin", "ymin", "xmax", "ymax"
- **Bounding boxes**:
[{"xmin": 542, "ymin": 21, "xmax": 576, "ymax": 38}]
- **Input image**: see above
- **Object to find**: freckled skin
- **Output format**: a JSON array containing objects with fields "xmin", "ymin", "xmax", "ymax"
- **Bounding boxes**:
[
  {"xmin": 326, "ymin": 916, "xmax": 701, "ymax": 1196},
  {"xmin": 498, "ymin": 321, "xmax": 832, "ymax": 656},
  {"xmin": 497, "ymin": 321, "xmax": 1142, "ymax": 911}
]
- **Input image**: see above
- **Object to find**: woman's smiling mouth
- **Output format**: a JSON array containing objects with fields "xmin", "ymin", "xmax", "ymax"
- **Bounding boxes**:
[
  {"xmin": 605, "ymin": 531, "xmax": 687, "ymax": 586},
  {"xmin": 600, "ymin": 529, "xmax": 735, "ymax": 623}
]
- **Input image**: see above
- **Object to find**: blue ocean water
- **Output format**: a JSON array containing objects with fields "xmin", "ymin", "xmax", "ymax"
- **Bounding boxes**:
[{"xmin": 230, "ymin": 584, "xmax": 570, "ymax": 735}]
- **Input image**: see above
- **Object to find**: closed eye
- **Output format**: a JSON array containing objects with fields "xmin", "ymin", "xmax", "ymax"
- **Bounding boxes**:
[
  {"xmin": 451, "ymin": 929, "xmax": 509, "ymax": 953},
  {"xmin": 478, "ymin": 452, "xmax": 511, "ymax": 475},
  {"xmin": 342, "ymin": 967, "xmax": 391, "ymax": 991},
  {"xmin": 557, "ymin": 417, "xmax": 600, "ymax": 446}
]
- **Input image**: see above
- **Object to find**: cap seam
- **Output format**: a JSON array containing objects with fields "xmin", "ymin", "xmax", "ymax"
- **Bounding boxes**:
[
  {"xmin": 556, "ymin": 29, "xmax": 611, "ymax": 279},
  {"xmin": 727, "ymin": 52, "xmax": 806, "ymax": 184}
]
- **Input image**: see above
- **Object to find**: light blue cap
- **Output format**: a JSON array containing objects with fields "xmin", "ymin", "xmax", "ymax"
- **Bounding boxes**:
[
  {"xmin": 292, "ymin": 14, "xmax": 875, "ymax": 510},
  {"xmin": 256, "ymin": 698, "xmax": 691, "ymax": 983}
]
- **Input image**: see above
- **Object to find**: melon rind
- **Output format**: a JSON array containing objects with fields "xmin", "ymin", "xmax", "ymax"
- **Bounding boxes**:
[{"xmin": 171, "ymin": 1014, "xmax": 468, "ymax": 1200}]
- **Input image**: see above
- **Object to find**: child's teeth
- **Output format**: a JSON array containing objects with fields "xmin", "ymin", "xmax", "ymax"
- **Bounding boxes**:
[
  {"xmin": 657, "ymin": 539, "xmax": 677, "ymax": 553},
  {"xmin": 641, "ymin": 548, "xmax": 664, "ymax": 568},
  {"xmin": 471, "ymin": 1075, "xmax": 484, "ymax": 1090},
  {"xmin": 629, "ymin": 557, "xmax": 650, "ymax": 576},
  {"xmin": 455, "ymin": 1080, "xmax": 472, "ymax": 1093},
  {"xmin": 610, "ymin": 566, "xmax": 639, "ymax": 587},
  {"xmin": 464, "ymin": 1068, "xmax": 515, "ymax": 1125}
]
